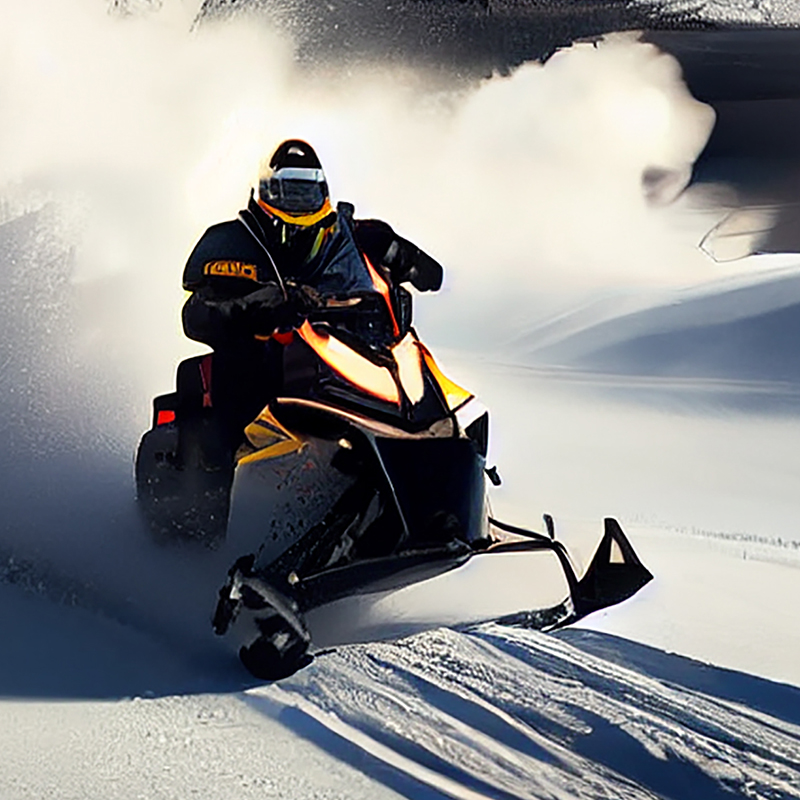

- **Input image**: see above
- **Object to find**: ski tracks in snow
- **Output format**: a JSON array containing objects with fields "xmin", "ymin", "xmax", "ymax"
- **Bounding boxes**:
[{"xmin": 248, "ymin": 625, "xmax": 800, "ymax": 800}]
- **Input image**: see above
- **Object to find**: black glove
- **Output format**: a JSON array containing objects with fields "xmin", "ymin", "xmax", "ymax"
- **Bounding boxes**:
[
  {"xmin": 247, "ymin": 282, "xmax": 325, "ymax": 333},
  {"xmin": 273, "ymin": 283, "xmax": 324, "ymax": 330},
  {"xmin": 237, "ymin": 284, "xmax": 286, "ymax": 314},
  {"xmin": 233, "ymin": 283, "xmax": 288, "ymax": 335},
  {"xmin": 383, "ymin": 238, "xmax": 443, "ymax": 292},
  {"xmin": 406, "ymin": 249, "xmax": 443, "ymax": 292},
  {"xmin": 285, "ymin": 282, "xmax": 324, "ymax": 313}
]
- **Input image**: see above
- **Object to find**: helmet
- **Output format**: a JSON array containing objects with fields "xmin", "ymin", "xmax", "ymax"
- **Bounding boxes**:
[{"xmin": 258, "ymin": 139, "xmax": 331, "ymax": 222}]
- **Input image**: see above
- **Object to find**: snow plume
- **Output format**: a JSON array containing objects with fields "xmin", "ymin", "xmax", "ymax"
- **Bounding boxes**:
[
  {"xmin": 0, "ymin": 2, "xmax": 717, "ymax": 567},
  {"xmin": 0, "ymin": 3, "xmax": 718, "ymax": 382}
]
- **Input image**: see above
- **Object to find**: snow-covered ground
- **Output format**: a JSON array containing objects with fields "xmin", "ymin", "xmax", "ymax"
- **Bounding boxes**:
[{"xmin": 452, "ymin": 358, "xmax": 800, "ymax": 687}]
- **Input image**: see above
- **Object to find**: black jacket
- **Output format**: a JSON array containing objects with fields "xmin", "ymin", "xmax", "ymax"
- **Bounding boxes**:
[{"xmin": 182, "ymin": 197, "xmax": 443, "ymax": 352}]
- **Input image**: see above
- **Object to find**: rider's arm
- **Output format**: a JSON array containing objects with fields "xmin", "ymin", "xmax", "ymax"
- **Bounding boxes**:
[
  {"xmin": 182, "ymin": 220, "xmax": 294, "ymax": 347},
  {"xmin": 182, "ymin": 284, "xmax": 287, "ymax": 348},
  {"xmin": 353, "ymin": 219, "xmax": 444, "ymax": 292}
]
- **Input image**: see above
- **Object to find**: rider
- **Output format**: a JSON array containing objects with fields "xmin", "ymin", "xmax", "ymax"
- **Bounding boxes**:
[{"xmin": 179, "ymin": 139, "xmax": 444, "ymax": 467}]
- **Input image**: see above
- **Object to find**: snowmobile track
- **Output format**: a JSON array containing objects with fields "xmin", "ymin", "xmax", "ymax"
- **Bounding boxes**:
[{"xmin": 248, "ymin": 625, "xmax": 800, "ymax": 800}]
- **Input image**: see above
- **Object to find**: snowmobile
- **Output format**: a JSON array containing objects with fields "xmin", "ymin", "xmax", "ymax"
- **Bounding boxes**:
[{"xmin": 136, "ymin": 317, "xmax": 652, "ymax": 681}]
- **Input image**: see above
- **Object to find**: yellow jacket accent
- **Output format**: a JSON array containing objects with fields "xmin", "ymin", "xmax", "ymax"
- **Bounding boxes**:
[
  {"xmin": 256, "ymin": 197, "xmax": 334, "ymax": 227},
  {"xmin": 203, "ymin": 261, "xmax": 259, "ymax": 281}
]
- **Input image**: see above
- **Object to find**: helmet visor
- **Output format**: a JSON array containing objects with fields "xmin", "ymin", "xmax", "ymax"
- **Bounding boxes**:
[{"xmin": 259, "ymin": 167, "xmax": 328, "ymax": 214}]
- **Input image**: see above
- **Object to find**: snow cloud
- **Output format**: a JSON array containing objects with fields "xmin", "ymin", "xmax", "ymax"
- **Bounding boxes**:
[{"xmin": 0, "ymin": 0, "xmax": 720, "ymax": 385}]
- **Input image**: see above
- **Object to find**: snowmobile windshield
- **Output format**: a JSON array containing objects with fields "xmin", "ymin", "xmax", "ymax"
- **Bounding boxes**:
[{"xmin": 259, "ymin": 167, "xmax": 328, "ymax": 214}]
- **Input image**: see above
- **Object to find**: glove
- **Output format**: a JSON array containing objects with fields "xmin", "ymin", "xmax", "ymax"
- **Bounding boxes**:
[
  {"xmin": 273, "ymin": 283, "xmax": 324, "ymax": 330},
  {"xmin": 384, "ymin": 238, "xmax": 443, "ymax": 292},
  {"xmin": 286, "ymin": 282, "xmax": 323, "ymax": 312},
  {"xmin": 233, "ymin": 283, "xmax": 289, "ymax": 335},
  {"xmin": 240, "ymin": 282, "xmax": 325, "ymax": 334},
  {"xmin": 406, "ymin": 250, "xmax": 443, "ymax": 292},
  {"xmin": 237, "ymin": 283, "xmax": 286, "ymax": 313}
]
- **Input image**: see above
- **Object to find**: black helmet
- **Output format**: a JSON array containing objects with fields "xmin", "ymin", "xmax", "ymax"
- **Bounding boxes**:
[{"xmin": 258, "ymin": 139, "xmax": 330, "ymax": 217}]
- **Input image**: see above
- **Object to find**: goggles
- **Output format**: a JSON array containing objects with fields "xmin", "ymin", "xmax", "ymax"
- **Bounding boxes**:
[{"xmin": 259, "ymin": 167, "xmax": 328, "ymax": 215}]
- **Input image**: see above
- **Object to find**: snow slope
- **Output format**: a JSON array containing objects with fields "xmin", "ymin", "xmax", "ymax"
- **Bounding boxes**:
[
  {"xmin": 3, "ymin": 574, "xmax": 799, "ymax": 799},
  {"xmin": 511, "ymin": 260, "xmax": 800, "ymax": 386}
]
